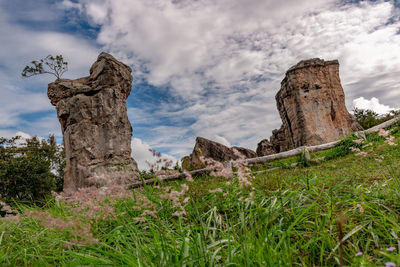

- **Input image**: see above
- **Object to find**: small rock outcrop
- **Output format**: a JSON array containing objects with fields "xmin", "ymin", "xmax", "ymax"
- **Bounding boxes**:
[
  {"xmin": 269, "ymin": 58, "xmax": 362, "ymax": 152},
  {"xmin": 182, "ymin": 137, "xmax": 256, "ymax": 170},
  {"xmin": 231, "ymin": 146, "xmax": 257, "ymax": 159},
  {"xmin": 48, "ymin": 52, "xmax": 139, "ymax": 191},
  {"xmin": 256, "ymin": 139, "xmax": 275, "ymax": 156}
]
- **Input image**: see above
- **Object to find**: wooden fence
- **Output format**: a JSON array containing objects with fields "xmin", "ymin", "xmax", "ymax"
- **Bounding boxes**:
[{"xmin": 131, "ymin": 116, "xmax": 400, "ymax": 188}]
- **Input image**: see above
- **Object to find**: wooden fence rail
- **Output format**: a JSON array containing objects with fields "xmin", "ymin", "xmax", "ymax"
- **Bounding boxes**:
[
  {"xmin": 131, "ymin": 116, "xmax": 399, "ymax": 188},
  {"xmin": 245, "ymin": 116, "xmax": 399, "ymax": 165}
]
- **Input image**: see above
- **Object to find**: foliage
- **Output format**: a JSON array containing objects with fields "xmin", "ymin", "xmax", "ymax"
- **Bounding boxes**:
[
  {"xmin": 173, "ymin": 160, "xmax": 183, "ymax": 173},
  {"xmin": 353, "ymin": 108, "xmax": 398, "ymax": 129},
  {"xmin": 181, "ymin": 155, "xmax": 194, "ymax": 171},
  {"xmin": 0, "ymin": 123, "xmax": 399, "ymax": 266},
  {"xmin": 21, "ymin": 55, "xmax": 68, "ymax": 79},
  {"xmin": 139, "ymin": 169, "xmax": 157, "ymax": 180},
  {"xmin": 324, "ymin": 134, "xmax": 363, "ymax": 161},
  {"xmin": 0, "ymin": 135, "xmax": 65, "ymax": 205}
]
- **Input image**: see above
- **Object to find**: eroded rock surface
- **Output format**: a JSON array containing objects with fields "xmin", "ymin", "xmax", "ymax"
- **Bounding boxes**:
[
  {"xmin": 269, "ymin": 58, "xmax": 362, "ymax": 152},
  {"xmin": 182, "ymin": 137, "xmax": 256, "ymax": 170},
  {"xmin": 256, "ymin": 139, "xmax": 275, "ymax": 156},
  {"xmin": 231, "ymin": 146, "xmax": 257, "ymax": 159},
  {"xmin": 48, "ymin": 52, "xmax": 139, "ymax": 191}
]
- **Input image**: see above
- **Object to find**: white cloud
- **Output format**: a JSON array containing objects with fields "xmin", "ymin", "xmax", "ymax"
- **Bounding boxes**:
[
  {"xmin": 1, "ymin": 1, "xmax": 399, "ymax": 159},
  {"xmin": 66, "ymin": 0, "xmax": 400, "ymax": 158},
  {"xmin": 0, "ymin": 82, "xmax": 52, "ymax": 127},
  {"xmin": 14, "ymin": 131, "xmax": 32, "ymax": 140},
  {"xmin": 0, "ymin": 131, "xmax": 49, "ymax": 148},
  {"xmin": 0, "ymin": 4, "xmax": 99, "ymax": 81},
  {"xmin": 13, "ymin": 131, "xmax": 34, "ymax": 146},
  {"xmin": 0, "ymin": 4, "xmax": 99, "ymax": 138},
  {"xmin": 212, "ymin": 135, "xmax": 231, "ymax": 147},
  {"xmin": 76, "ymin": 0, "xmax": 338, "ymax": 95},
  {"xmin": 0, "ymin": 130, "xmax": 32, "ymax": 146},
  {"xmin": 131, "ymin": 137, "xmax": 178, "ymax": 171},
  {"xmin": 0, "ymin": 130, "xmax": 31, "ymax": 140},
  {"xmin": 24, "ymin": 113, "xmax": 62, "ymax": 138},
  {"xmin": 353, "ymin": 97, "xmax": 396, "ymax": 115},
  {"xmin": 59, "ymin": 0, "xmax": 83, "ymax": 11}
]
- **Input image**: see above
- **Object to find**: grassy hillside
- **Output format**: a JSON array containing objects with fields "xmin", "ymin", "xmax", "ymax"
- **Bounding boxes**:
[{"xmin": 1, "ymin": 123, "xmax": 400, "ymax": 266}]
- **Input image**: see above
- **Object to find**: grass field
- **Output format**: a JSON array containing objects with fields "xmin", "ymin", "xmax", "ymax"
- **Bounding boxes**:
[{"xmin": 1, "ymin": 123, "xmax": 400, "ymax": 266}]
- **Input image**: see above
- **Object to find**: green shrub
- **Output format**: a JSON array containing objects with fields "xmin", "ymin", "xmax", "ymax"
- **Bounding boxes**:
[
  {"xmin": 0, "ymin": 135, "xmax": 65, "ymax": 205},
  {"xmin": 181, "ymin": 155, "xmax": 194, "ymax": 171},
  {"xmin": 324, "ymin": 134, "xmax": 362, "ymax": 161},
  {"xmin": 353, "ymin": 108, "xmax": 398, "ymax": 129},
  {"xmin": 366, "ymin": 132, "xmax": 386, "ymax": 143},
  {"xmin": 388, "ymin": 119, "xmax": 400, "ymax": 135},
  {"xmin": 139, "ymin": 169, "xmax": 157, "ymax": 180}
]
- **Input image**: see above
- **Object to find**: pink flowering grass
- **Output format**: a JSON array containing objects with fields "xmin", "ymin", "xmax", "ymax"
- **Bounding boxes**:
[
  {"xmin": 1, "ymin": 123, "xmax": 400, "ymax": 266},
  {"xmin": 200, "ymin": 156, "xmax": 233, "ymax": 178},
  {"xmin": 198, "ymin": 148, "xmax": 254, "ymax": 188},
  {"xmin": 183, "ymin": 170, "xmax": 194, "ymax": 182},
  {"xmin": 352, "ymin": 138, "xmax": 364, "ymax": 144},
  {"xmin": 355, "ymin": 151, "xmax": 368, "ymax": 157},
  {"xmin": 379, "ymin": 129, "xmax": 390, "ymax": 137},
  {"xmin": 159, "ymin": 183, "xmax": 190, "ymax": 217},
  {"xmin": 146, "ymin": 148, "xmax": 175, "ymax": 170},
  {"xmin": 385, "ymin": 136, "xmax": 397, "ymax": 146}
]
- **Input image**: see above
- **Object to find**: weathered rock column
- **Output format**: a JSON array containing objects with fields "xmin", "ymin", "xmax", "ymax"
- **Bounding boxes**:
[
  {"xmin": 270, "ymin": 58, "xmax": 362, "ymax": 152},
  {"xmin": 48, "ymin": 52, "xmax": 140, "ymax": 191}
]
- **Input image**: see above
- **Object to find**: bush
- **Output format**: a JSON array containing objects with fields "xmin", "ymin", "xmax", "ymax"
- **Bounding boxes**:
[
  {"xmin": 139, "ymin": 169, "xmax": 157, "ymax": 180},
  {"xmin": 353, "ymin": 108, "xmax": 398, "ymax": 129},
  {"xmin": 324, "ymin": 134, "xmax": 363, "ymax": 161},
  {"xmin": 0, "ymin": 135, "xmax": 65, "ymax": 205}
]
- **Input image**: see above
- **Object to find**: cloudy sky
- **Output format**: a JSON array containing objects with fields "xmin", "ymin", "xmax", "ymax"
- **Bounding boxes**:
[{"xmin": 0, "ymin": 0, "xmax": 399, "ymax": 169}]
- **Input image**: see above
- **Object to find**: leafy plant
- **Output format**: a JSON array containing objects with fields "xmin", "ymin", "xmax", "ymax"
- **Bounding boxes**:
[
  {"xmin": 1, "ymin": 122, "xmax": 400, "ymax": 266},
  {"xmin": 0, "ymin": 135, "xmax": 65, "ymax": 205},
  {"xmin": 22, "ymin": 55, "xmax": 68, "ymax": 79},
  {"xmin": 353, "ymin": 108, "xmax": 398, "ymax": 129},
  {"xmin": 139, "ymin": 169, "xmax": 157, "ymax": 180},
  {"xmin": 181, "ymin": 156, "xmax": 194, "ymax": 171},
  {"xmin": 324, "ymin": 134, "xmax": 363, "ymax": 161}
]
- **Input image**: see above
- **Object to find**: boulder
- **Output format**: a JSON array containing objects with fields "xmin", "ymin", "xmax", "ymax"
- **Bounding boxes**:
[
  {"xmin": 270, "ymin": 58, "xmax": 362, "ymax": 152},
  {"xmin": 48, "ymin": 52, "xmax": 140, "ymax": 191},
  {"xmin": 256, "ymin": 139, "xmax": 275, "ymax": 156},
  {"xmin": 183, "ymin": 137, "xmax": 256, "ymax": 170},
  {"xmin": 231, "ymin": 146, "xmax": 257, "ymax": 159}
]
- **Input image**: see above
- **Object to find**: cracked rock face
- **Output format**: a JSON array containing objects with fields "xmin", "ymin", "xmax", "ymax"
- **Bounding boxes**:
[
  {"xmin": 270, "ymin": 58, "xmax": 362, "ymax": 152},
  {"xmin": 48, "ymin": 52, "xmax": 139, "ymax": 191},
  {"xmin": 182, "ymin": 137, "xmax": 256, "ymax": 170},
  {"xmin": 256, "ymin": 139, "xmax": 275, "ymax": 156}
]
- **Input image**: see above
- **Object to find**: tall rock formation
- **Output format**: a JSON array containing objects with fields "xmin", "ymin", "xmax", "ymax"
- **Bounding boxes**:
[
  {"xmin": 182, "ymin": 137, "xmax": 257, "ymax": 170},
  {"xmin": 270, "ymin": 58, "xmax": 362, "ymax": 152},
  {"xmin": 48, "ymin": 52, "xmax": 139, "ymax": 191}
]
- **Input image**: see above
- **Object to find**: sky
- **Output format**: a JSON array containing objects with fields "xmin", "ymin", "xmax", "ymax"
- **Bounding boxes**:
[{"xmin": 0, "ymin": 0, "xmax": 399, "ymax": 170}]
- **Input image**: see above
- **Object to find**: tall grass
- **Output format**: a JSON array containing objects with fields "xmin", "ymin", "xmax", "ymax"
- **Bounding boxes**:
[{"xmin": 1, "ymin": 126, "xmax": 400, "ymax": 266}]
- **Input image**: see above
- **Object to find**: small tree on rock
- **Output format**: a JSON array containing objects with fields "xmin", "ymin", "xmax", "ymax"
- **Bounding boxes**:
[{"xmin": 22, "ymin": 55, "xmax": 68, "ymax": 79}]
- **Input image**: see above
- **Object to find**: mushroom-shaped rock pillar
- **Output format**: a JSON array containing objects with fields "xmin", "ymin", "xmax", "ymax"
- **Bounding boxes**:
[{"xmin": 48, "ymin": 52, "xmax": 140, "ymax": 191}]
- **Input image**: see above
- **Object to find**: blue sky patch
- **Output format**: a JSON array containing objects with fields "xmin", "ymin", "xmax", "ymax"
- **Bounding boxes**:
[{"xmin": 0, "ymin": 0, "xmax": 399, "ymax": 168}]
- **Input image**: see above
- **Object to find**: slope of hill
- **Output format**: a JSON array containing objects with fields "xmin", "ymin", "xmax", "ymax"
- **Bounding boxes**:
[{"xmin": 1, "ymin": 121, "xmax": 400, "ymax": 266}]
